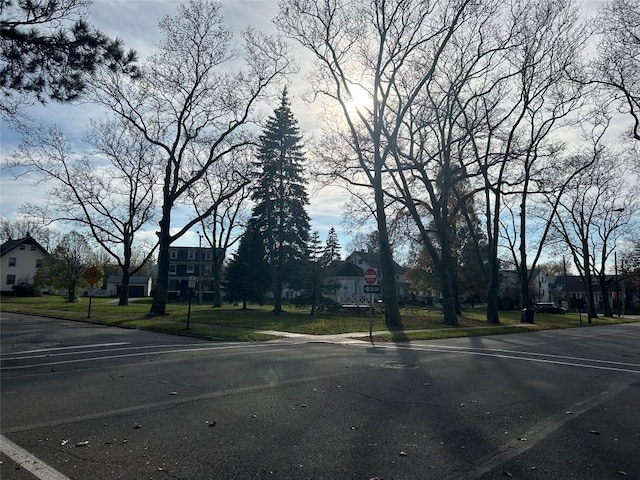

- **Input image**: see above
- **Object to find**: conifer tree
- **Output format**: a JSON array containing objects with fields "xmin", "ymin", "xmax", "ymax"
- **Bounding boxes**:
[
  {"xmin": 224, "ymin": 227, "xmax": 269, "ymax": 309},
  {"xmin": 250, "ymin": 88, "xmax": 310, "ymax": 314},
  {"xmin": 323, "ymin": 227, "xmax": 342, "ymax": 264}
]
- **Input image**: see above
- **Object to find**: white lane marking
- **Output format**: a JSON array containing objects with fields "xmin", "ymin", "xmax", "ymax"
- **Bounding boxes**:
[
  {"xmin": 0, "ymin": 434, "xmax": 71, "ymax": 480},
  {"xmin": 3, "ymin": 343, "xmax": 209, "ymax": 360},
  {"xmin": 3, "ymin": 342, "xmax": 130, "ymax": 356},
  {"xmin": 0, "ymin": 343, "xmax": 289, "ymax": 370},
  {"xmin": 398, "ymin": 344, "xmax": 640, "ymax": 374},
  {"xmin": 449, "ymin": 380, "xmax": 632, "ymax": 480},
  {"xmin": 417, "ymin": 344, "xmax": 640, "ymax": 368}
]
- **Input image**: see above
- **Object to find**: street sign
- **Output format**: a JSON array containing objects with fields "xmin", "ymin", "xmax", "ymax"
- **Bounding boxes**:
[
  {"xmin": 364, "ymin": 285, "xmax": 380, "ymax": 293},
  {"xmin": 363, "ymin": 268, "xmax": 378, "ymax": 285},
  {"xmin": 82, "ymin": 266, "xmax": 103, "ymax": 286},
  {"xmin": 188, "ymin": 276, "xmax": 197, "ymax": 288}
]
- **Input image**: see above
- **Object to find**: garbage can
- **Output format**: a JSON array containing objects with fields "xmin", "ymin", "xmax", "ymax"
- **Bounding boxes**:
[{"xmin": 521, "ymin": 308, "xmax": 535, "ymax": 324}]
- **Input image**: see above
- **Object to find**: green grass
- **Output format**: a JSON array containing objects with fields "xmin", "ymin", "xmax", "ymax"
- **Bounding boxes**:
[{"xmin": 1, "ymin": 295, "xmax": 638, "ymax": 342}]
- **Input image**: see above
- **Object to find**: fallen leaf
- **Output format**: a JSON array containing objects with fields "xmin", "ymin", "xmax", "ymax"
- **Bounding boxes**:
[
  {"xmin": 169, "ymin": 392, "xmax": 178, "ymax": 396},
  {"xmin": 60, "ymin": 440, "xmax": 69, "ymax": 446},
  {"xmin": 590, "ymin": 430, "xmax": 600, "ymax": 435},
  {"xmin": 399, "ymin": 451, "xmax": 407, "ymax": 456},
  {"xmin": 518, "ymin": 437, "xmax": 528, "ymax": 442},
  {"xmin": 502, "ymin": 471, "xmax": 512, "ymax": 477},
  {"xmin": 206, "ymin": 421, "xmax": 217, "ymax": 427},
  {"xmin": 617, "ymin": 471, "xmax": 627, "ymax": 476},
  {"xmin": 133, "ymin": 424, "xmax": 142, "ymax": 429},
  {"xmin": 75, "ymin": 441, "xmax": 89, "ymax": 447}
]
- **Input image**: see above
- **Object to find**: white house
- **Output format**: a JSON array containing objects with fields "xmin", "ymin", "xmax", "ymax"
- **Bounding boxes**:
[
  {"xmin": 0, "ymin": 234, "xmax": 49, "ymax": 293},
  {"xmin": 326, "ymin": 250, "xmax": 410, "ymax": 304}
]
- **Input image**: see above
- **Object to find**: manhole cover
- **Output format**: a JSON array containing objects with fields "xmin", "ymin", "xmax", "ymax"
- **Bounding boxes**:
[{"xmin": 375, "ymin": 361, "xmax": 420, "ymax": 370}]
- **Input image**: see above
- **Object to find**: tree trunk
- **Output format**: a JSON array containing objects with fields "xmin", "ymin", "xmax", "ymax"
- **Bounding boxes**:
[
  {"xmin": 598, "ymin": 275, "xmax": 613, "ymax": 317},
  {"xmin": 119, "ymin": 270, "xmax": 131, "ymax": 306},
  {"xmin": 272, "ymin": 266, "xmax": 282, "ymax": 315},
  {"xmin": 212, "ymin": 248, "xmax": 223, "ymax": 308},
  {"xmin": 149, "ymin": 211, "xmax": 172, "ymax": 317},
  {"xmin": 486, "ymin": 256, "xmax": 501, "ymax": 324}
]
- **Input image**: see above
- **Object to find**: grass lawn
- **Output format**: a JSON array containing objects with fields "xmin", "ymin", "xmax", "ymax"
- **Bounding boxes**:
[{"xmin": 1, "ymin": 295, "xmax": 638, "ymax": 342}]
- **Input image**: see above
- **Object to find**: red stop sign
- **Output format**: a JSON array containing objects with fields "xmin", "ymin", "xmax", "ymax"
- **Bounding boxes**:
[{"xmin": 363, "ymin": 268, "xmax": 378, "ymax": 285}]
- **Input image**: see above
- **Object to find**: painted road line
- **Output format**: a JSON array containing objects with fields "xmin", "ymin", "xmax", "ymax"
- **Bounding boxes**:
[
  {"xmin": 0, "ymin": 434, "xmax": 71, "ymax": 480},
  {"xmin": 2, "ymin": 342, "xmax": 130, "ymax": 356}
]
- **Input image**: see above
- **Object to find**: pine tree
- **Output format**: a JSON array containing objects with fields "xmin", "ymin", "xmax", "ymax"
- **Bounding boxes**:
[
  {"xmin": 250, "ymin": 88, "xmax": 310, "ymax": 314},
  {"xmin": 224, "ymin": 227, "xmax": 270, "ymax": 309},
  {"xmin": 323, "ymin": 227, "xmax": 342, "ymax": 264}
]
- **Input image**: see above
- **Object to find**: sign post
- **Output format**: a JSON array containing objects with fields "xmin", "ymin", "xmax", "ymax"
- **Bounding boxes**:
[
  {"xmin": 82, "ymin": 266, "xmax": 103, "ymax": 320},
  {"xmin": 363, "ymin": 268, "xmax": 378, "ymax": 341}
]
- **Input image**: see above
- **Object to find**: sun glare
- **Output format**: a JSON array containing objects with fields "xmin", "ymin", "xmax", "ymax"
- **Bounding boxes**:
[{"xmin": 344, "ymin": 84, "xmax": 373, "ymax": 117}]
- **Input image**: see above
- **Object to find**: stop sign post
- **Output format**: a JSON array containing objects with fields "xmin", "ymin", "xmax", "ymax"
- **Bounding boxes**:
[{"xmin": 363, "ymin": 268, "xmax": 378, "ymax": 341}]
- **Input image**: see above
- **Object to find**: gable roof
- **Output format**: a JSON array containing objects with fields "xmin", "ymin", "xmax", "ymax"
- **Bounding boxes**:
[
  {"xmin": 346, "ymin": 250, "xmax": 407, "ymax": 274},
  {"xmin": 327, "ymin": 261, "xmax": 363, "ymax": 277},
  {"xmin": 0, "ymin": 234, "xmax": 49, "ymax": 257}
]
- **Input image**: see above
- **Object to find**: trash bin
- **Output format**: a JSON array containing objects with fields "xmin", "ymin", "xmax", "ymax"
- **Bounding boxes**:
[{"xmin": 521, "ymin": 308, "xmax": 535, "ymax": 324}]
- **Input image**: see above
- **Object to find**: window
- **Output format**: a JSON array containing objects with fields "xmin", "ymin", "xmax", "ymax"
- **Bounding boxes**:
[
  {"xmin": 6, "ymin": 274, "xmax": 16, "ymax": 285},
  {"xmin": 188, "ymin": 250, "xmax": 195, "ymax": 260},
  {"xmin": 8, "ymin": 257, "xmax": 16, "ymax": 267},
  {"xmin": 31, "ymin": 245, "xmax": 36, "ymax": 251},
  {"xmin": 19, "ymin": 245, "xmax": 25, "ymax": 250},
  {"xmin": 205, "ymin": 251, "xmax": 212, "ymax": 260},
  {"xmin": 170, "ymin": 250, "xmax": 177, "ymax": 259},
  {"xmin": 169, "ymin": 264, "xmax": 177, "ymax": 274},
  {"xmin": 36, "ymin": 259, "xmax": 42, "ymax": 268},
  {"xmin": 204, "ymin": 265, "xmax": 212, "ymax": 274},
  {"xmin": 186, "ymin": 265, "xmax": 195, "ymax": 274}
]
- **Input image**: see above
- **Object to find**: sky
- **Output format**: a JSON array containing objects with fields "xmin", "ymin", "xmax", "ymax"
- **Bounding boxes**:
[
  {"xmin": 1, "ymin": 0, "xmax": 637, "ymax": 261},
  {"xmin": 0, "ymin": 0, "xmax": 355, "ymax": 251}
]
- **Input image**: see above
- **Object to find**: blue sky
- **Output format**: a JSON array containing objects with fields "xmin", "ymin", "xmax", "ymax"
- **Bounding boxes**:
[{"xmin": 0, "ymin": 0, "xmax": 355, "ymax": 250}]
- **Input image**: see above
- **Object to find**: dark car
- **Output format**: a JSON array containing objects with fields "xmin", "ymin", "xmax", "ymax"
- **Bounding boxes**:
[{"xmin": 534, "ymin": 302, "xmax": 566, "ymax": 314}]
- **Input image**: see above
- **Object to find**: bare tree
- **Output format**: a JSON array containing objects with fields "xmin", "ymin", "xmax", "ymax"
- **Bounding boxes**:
[
  {"xmin": 90, "ymin": 1, "xmax": 292, "ymax": 316},
  {"xmin": 190, "ymin": 149, "xmax": 253, "ymax": 307},
  {"xmin": 550, "ymin": 150, "xmax": 637, "ymax": 322},
  {"xmin": 10, "ymin": 121, "xmax": 159, "ymax": 305},
  {"xmin": 35, "ymin": 230, "xmax": 94, "ymax": 302},
  {"xmin": 276, "ymin": 0, "xmax": 479, "ymax": 327},
  {"xmin": 594, "ymin": 0, "xmax": 640, "ymax": 141}
]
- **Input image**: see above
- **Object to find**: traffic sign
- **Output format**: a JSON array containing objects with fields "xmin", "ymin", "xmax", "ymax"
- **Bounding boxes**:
[
  {"xmin": 363, "ymin": 268, "xmax": 378, "ymax": 285},
  {"xmin": 188, "ymin": 276, "xmax": 197, "ymax": 288},
  {"xmin": 82, "ymin": 266, "xmax": 103, "ymax": 286},
  {"xmin": 364, "ymin": 285, "xmax": 380, "ymax": 293}
]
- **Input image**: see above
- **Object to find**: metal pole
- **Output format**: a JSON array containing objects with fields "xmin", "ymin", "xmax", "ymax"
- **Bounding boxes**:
[
  {"xmin": 197, "ymin": 232, "xmax": 203, "ymax": 305},
  {"xmin": 369, "ymin": 292, "xmax": 373, "ymax": 342}
]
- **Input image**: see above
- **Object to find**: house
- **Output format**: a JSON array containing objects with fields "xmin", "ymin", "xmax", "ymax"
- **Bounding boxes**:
[
  {"xmin": 325, "ymin": 250, "xmax": 410, "ymax": 304},
  {"xmin": 549, "ymin": 275, "xmax": 639, "ymax": 311},
  {"xmin": 167, "ymin": 245, "xmax": 220, "ymax": 299},
  {"xmin": 0, "ymin": 233, "xmax": 49, "ymax": 294},
  {"xmin": 498, "ymin": 269, "xmax": 550, "ymax": 308},
  {"xmin": 106, "ymin": 275, "xmax": 152, "ymax": 297}
]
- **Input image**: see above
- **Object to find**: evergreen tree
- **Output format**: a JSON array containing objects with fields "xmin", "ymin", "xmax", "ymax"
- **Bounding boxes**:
[
  {"xmin": 323, "ymin": 227, "xmax": 341, "ymax": 264},
  {"xmin": 224, "ymin": 227, "xmax": 269, "ymax": 309},
  {"xmin": 250, "ymin": 88, "xmax": 310, "ymax": 314},
  {"xmin": 1, "ymin": 0, "xmax": 137, "ymax": 121}
]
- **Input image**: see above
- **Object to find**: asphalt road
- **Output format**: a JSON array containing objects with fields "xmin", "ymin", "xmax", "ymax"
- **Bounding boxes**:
[{"xmin": 1, "ymin": 312, "xmax": 639, "ymax": 480}]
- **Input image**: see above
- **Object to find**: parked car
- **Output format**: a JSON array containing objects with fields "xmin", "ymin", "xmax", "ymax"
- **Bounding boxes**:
[{"xmin": 534, "ymin": 302, "xmax": 566, "ymax": 314}]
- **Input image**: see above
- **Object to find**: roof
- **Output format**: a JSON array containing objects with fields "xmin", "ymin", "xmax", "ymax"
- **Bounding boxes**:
[
  {"xmin": 327, "ymin": 261, "xmax": 364, "ymax": 277},
  {"xmin": 0, "ymin": 234, "xmax": 49, "ymax": 257},
  {"xmin": 346, "ymin": 250, "xmax": 406, "ymax": 272}
]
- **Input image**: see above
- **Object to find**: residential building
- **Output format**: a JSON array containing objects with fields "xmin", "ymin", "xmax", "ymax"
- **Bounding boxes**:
[
  {"xmin": 498, "ymin": 270, "xmax": 550, "ymax": 309},
  {"xmin": 0, "ymin": 234, "xmax": 49, "ymax": 293},
  {"xmin": 325, "ymin": 250, "xmax": 410, "ymax": 304},
  {"xmin": 167, "ymin": 245, "xmax": 219, "ymax": 299}
]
